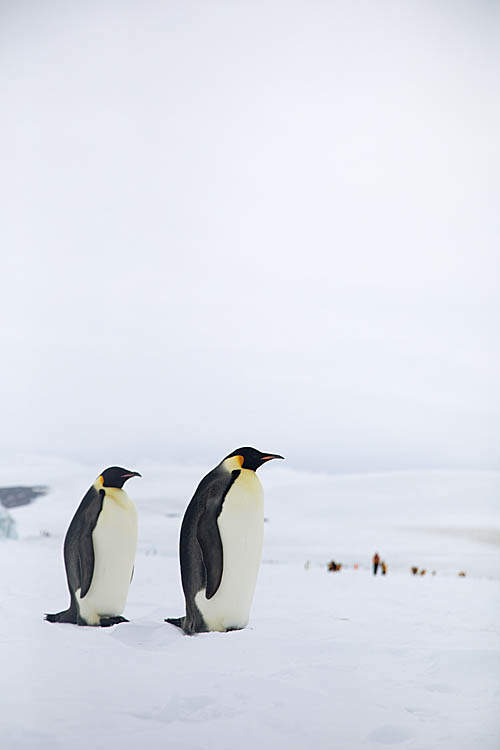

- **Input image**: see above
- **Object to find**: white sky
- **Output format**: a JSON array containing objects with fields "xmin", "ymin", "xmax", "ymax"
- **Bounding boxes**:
[{"xmin": 1, "ymin": 0, "xmax": 499, "ymax": 473}]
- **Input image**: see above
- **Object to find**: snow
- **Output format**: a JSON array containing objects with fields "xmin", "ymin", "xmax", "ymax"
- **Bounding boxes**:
[{"xmin": 1, "ymin": 461, "xmax": 499, "ymax": 749}]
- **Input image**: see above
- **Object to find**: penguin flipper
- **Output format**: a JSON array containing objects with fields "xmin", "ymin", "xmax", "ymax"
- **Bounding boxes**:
[
  {"xmin": 197, "ymin": 509, "xmax": 223, "ymax": 599},
  {"xmin": 78, "ymin": 533, "xmax": 96, "ymax": 598},
  {"xmin": 196, "ymin": 469, "xmax": 240, "ymax": 600},
  {"xmin": 64, "ymin": 486, "xmax": 105, "ymax": 600}
]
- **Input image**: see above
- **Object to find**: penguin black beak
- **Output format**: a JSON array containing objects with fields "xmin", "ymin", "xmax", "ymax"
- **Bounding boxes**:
[
  {"xmin": 121, "ymin": 471, "xmax": 142, "ymax": 478},
  {"xmin": 260, "ymin": 454, "xmax": 284, "ymax": 462}
]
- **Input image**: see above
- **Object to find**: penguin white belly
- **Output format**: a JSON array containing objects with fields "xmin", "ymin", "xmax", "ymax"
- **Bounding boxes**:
[
  {"xmin": 77, "ymin": 489, "xmax": 137, "ymax": 625},
  {"xmin": 195, "ymin": 469, "xmax": 264, "ymax": 632}
]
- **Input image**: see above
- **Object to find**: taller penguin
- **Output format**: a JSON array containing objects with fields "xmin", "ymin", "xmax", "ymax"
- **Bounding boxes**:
[
  {"xmin": 46, "ymin": 467, "xmax": 141, "ymax": 627},
  {"xmin": 166, "ymin": 447, "xmax": 283, "ymax": 635}
]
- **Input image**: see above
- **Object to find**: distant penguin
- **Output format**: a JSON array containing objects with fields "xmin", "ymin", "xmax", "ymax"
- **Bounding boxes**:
[
  {"xmin": 45, "ymin": 467, "xmax": 141, "ymax": 627},
  {"xmin": 166, "ymin": 447, "xmax": 283, "ymax": 635}
]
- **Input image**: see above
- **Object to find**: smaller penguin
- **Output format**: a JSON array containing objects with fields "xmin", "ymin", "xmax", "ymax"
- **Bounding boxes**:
[
  {"xmin": 166, "ymin": 447, "xmax": 283, "ymax": 634},
  {"xmin": 45, "ymin": 467, "xmax": 141, "ymax": 627}
]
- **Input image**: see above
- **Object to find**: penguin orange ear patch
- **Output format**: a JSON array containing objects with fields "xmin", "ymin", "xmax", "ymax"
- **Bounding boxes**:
[{"xmin": 236, "ymin": 455, "xmax": 244, "ymax": 467}]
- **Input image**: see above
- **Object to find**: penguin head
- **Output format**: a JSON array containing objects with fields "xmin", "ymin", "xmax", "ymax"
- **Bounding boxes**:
[
  {"xmin": 99, "ymin": 467, "xmax": 142, "ymax": 489},
  {"xmin": 224, "ymin": 447, "xmax": 284, "ymax": 472}
]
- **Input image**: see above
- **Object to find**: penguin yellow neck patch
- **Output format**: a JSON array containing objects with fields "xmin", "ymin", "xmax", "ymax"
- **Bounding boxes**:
[{"xmin": 223, "ymin": 455, "xmax": 244, "ymax": 472}]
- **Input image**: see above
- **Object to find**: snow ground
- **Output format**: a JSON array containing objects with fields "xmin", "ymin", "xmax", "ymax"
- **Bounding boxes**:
[{"xmin": 1, "ymin": 460, "xmax": 499, "ymax": 749}]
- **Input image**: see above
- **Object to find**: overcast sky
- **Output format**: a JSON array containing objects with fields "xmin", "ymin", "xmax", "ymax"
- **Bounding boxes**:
[{"xmin": 1, "ymin": 0, "xmax": 499, "ymax": 474}]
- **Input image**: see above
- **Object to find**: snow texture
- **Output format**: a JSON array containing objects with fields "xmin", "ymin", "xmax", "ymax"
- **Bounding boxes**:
[{"xmin": 1, "ymin": 460, "xmax": 499, "ymax": 749}]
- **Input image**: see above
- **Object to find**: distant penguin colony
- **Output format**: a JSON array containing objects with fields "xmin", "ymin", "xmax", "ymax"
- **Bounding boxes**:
[
  {"xmin": 166, "ymin": 447, "xmax": 284, "ymax": 634},
  {"xmin": 45, "ymin": 448, "xmax": 284, "ymax": 634},
  {"xmin": 45, "ymin": 467, "xmax": 141, "ymax": 627}
]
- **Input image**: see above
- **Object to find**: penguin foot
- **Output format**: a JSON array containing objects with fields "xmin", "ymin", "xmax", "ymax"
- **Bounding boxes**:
[{"xmin": 99, "ymin": 616, "xmax": 129, "ymax": 627}]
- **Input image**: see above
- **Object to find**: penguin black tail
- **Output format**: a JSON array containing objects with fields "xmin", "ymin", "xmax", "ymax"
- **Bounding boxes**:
[
  {"xmin": 45, "ymin": 608, "xmax": 77, "ymax": 624},
  {"xmin": 164, "ymin": 616, "xmax": 185, "ymax": 630}
]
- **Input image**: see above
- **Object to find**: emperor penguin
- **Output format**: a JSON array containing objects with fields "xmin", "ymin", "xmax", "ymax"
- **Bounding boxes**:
[
  {"xmin": 45, "ymin": 466, "xmax": 141, "ymax": 627},
  {"xmin": 166, "ymin": 447, "xmax": 283, "ymax": 635}
]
